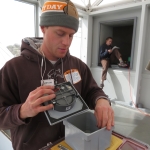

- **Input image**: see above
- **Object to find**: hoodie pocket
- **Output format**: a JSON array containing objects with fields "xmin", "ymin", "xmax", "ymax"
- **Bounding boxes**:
[
  {"xmin": 23, "ymin": 121, "xmax": 64, "ymax": 150},
  {"xmin": 23, "ymin": 122, "xmax": 47, "ymax": 150}
]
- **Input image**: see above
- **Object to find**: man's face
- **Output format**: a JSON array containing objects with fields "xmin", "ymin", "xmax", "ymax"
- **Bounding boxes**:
[
  {"xmin": 106, "ymin": 39, "xmax": 112, "ymax": 46},
  {"xmin": 41, "ymin": 26, "xmax": 75, "ymax": 61}
]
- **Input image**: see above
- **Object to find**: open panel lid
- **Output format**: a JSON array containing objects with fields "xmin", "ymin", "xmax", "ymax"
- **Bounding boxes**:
[{"xmin": 43, "ymin": 82, "xmax": 89, "ymax": 126}]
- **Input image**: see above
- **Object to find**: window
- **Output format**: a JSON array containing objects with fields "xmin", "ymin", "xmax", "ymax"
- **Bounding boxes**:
[
  {"xmin": 69, "ymin": 18, "xmax": 82, "ymax": 59},
  {"xmin": 0, "ymin": 0, "xmax": 35, "ymax": 58},
  {"xmin": 98, "ymin": 18, "xmax": 137, "ymax": 69}
]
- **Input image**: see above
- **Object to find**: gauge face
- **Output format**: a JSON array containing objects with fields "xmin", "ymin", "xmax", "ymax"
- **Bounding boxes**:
[
  {"xmin": 51, "ymin": 83, "xmax": 76, "ymax": 111},
  {"xmin": 56, "ymin": 96, "xmax": 75, "ymax": 106}
]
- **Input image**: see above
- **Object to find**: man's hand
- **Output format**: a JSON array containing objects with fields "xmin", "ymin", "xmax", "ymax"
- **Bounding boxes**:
[
  {"xmin": 108, "ymin": 49, "xmax": 113, "ymax": 53},
  {"xmin": 94, "ymin": 99, "xmax": 114, "ymax": 130},
  {"xmin": 20, "ymin": 86, "xmax": 55, "ymax": 119}
]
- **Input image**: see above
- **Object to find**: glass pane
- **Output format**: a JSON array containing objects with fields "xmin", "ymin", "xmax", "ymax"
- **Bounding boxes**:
[
  {"xmin": 0, "ymin": 43, "xmax": 14, "ymax": 69},
  {"xmin": 71, "ymin": 0, "xmax": 85, "ymax": 7},
  {"xmin": 0, "ymin": 0, "xmax": 35, "ymax": 58},
  {"xmin": 69, "ymin": 18, "xmax": 82, "ymax": 59}
]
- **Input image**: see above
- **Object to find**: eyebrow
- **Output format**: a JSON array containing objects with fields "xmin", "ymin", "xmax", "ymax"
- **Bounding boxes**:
[{"xmin": 57, "ymin": 29, "xmax": 75, "ymax": 34}]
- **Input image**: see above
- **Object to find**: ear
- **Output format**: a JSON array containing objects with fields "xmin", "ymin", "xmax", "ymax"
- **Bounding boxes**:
[{"xmin": 40, "ymin": 26, "xmax": 46, "ymax": 34}]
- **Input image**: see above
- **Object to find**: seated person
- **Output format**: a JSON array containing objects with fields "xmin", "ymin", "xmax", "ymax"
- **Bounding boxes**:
[{"xmin": 99, "ymin": 37, "xmax": 127, "ymax": 88}]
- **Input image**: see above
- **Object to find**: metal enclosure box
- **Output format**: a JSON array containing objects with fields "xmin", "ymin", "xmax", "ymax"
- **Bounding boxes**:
[
  {"xmin": 63, "ymin": 111, "xmax": 112, "ymax": 150},
  {"xmin": 43, "ymin": 82, "xmax": 89, "ymax": 125}
]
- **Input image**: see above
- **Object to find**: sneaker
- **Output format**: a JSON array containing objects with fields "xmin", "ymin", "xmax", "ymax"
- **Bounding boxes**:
[
  {"xmin": 118, "ymin": 62, "xmax": 128, "ymax": 68},
  {"xmin": 100, "ymin": 83, "xmax": 104, "ymax": 89}
]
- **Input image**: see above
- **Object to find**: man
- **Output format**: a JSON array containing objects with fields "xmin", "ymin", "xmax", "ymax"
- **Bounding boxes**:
[
  {"xmin": 0, "ymin": 1, "xmax": 114, "ymax": 150},
  {"xmin": 99, "ymin": 37, "xmax": 127, "ymax": 88}
]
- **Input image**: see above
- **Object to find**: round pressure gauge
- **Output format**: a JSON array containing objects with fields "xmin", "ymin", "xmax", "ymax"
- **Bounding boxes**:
[{"xmin": 49, "ymin": 84, "xmax": 77, "ymax": 112}]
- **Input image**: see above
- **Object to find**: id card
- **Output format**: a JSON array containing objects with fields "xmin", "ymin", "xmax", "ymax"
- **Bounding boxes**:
[
  {"xmin": 64, "ymin": 69, "xmax": 81, "ymax": 84},
  {"xmin": 41, "ymin": 79, "xmax": 54, "ymax": 86}
]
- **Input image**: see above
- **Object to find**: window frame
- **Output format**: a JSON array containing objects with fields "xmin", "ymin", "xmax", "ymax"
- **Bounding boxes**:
[{"xmin": 98, "ymin": 17, "xmax": 137, "ymax": 69}]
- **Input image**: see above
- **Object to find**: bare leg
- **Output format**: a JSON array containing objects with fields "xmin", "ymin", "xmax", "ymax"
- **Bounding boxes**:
[{"xmin": 100, "ymin": 59, "xmax": 110, "ymax": 88}]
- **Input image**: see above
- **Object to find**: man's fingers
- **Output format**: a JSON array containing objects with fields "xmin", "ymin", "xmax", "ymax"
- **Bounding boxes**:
[
  {"xmin": 36, "ymin": 89, "xmax": 55, "ymax": 99},
  {"xmin": 33, "ymin": 94, "xmax": 56, "ymax": 107},
  {"xmin": 106, "ymin": 110, "xmax": 113, "ymax": 130},
  {"xmin": 95, "ymin": 108, "xmax": 114, "ymax": 129},
  {"xmin": 29, "ymin": 89, "xmax": 55, "ymax": 102},
  {"xmin": 30, "ymin": 86, "xmax": 55, "ymax": 95},
  {"xmin": 101, "ymin": 109, "xmax": 108, "ymax": 128},
  {"xmin": 95, "ymin": 110, "xmax": 103, "ymax": 128},
  {"xmin": 111, "ymin": 110, "xmax": 115, "ymax": 126},
  {"xmin": 36, "ymin": 104, "xmax": 54, "ymax": 113},
  {"xmin": 94, "ymin": 112, "xmax": 100, "ymax": 128}
]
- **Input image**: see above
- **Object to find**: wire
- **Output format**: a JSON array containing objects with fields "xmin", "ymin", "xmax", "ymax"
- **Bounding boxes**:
[
  {"xmin": 61, "ymin": 58, "xmax": 65, "ymax": 80},
  {"xmin": 53, "ymin": 59, "xmax": 65, "ymax": 79},
  {"xmin": 67, "ymin": 55, "xmax": 74, "ymax": 84},
  {"xmin": 40, "ymin": 49, "xmax": 46, "ymax": 85},
  {"xmin": 128, "ymin": 67, "xmax": 150, "ymax": 117}
]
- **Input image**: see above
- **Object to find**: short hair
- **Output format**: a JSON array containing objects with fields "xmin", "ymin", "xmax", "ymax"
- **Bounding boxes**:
[{"xmin": 106, "ymin": 37, "xmax": 113, "ymax": 41}]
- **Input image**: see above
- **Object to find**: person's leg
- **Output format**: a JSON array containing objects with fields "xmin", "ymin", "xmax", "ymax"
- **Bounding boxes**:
[
  {"xmin": 110, "ymin": 48, "xmax": 127, "ymax": 67},
  {"xmin": 100, "ymin": 59, "xmax": 109, "ymax": 88},
  {"xmin": 110, "ymin": 48, "xmax": 121, "ymax": 62}
]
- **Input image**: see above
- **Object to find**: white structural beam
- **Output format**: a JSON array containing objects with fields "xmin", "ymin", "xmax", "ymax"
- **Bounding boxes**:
[
  {"xmin": 73, "ymin": 2, "xmax": 86, "ymax": 11},
  {"xmin": 91, "ymin": 0, "xmax": 141, "ymax": 10},
  {"xmin": 91, "ymin": 0, "xmax": 103, "ymax": 6},
  {"xmin": 86, "ymin": 15, "xmax": 93, "ymax": 67},
  {"xmin": 90, "ymin": 1, "xmax": 142, "ymax": 15},
  {"xmin": 133, "ymin": 3, "xmax": 148, "ymax": 105}
]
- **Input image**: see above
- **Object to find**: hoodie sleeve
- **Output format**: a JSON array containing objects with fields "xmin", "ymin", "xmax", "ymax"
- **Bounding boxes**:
[
  {"xmin": 80, "ymin": 61, "xmax": 110, "ymax": 109},
  {"xmin": 99, "ymin": 44, "xmax": 109, "ymax": 59},
  {"xmin": 0, "ymin": 63, "xmax": 30, "ymax": 130}
]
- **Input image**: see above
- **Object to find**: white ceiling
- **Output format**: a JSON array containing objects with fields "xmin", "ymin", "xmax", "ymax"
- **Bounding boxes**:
[
  {"xmin": 72, "ymin": 0, "xmax": 135, "ymax": 7},
  {"xmin": 23, "ymin": 0, "xmax": 142, "ymax": 12},
  {"xmin": 75, "ymin": 0, "xmax": 141, "ymax": 10}
]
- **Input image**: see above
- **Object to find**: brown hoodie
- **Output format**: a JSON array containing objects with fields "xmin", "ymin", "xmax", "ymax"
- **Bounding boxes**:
[{"xmin": 0, "ymin": 38, "xmax": 108, "ymax": 150}]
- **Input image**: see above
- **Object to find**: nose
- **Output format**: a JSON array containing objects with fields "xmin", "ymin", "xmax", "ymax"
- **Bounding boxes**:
[{"xmin": 62, "ymin": 35, "xmax": 70, "ymax": 46}]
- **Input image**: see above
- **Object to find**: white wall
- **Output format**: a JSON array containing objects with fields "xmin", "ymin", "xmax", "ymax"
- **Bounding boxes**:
[
  {"xmin": 142, "ymin": 7, "xmax": 150, "ymax": 75},
  {"xmin": 139, "ymin": 7, "xmax": 150, "ymax": 109},
  {"xmin": 91, "ymin": 68, "xmax": 135, "ymax": 104},
  {"xmin": 100, "ymin": 25, "xmax": 113, "ymax": 45}
]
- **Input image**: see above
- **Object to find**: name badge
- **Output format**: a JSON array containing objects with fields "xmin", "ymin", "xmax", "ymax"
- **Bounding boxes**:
[
  {"xmin": 41, "ymin": 79, "xmax": 54, "ymax": 86},
  {"xmin": 64, "ymin": 69, "xmax": 81, "ymax": 84}
]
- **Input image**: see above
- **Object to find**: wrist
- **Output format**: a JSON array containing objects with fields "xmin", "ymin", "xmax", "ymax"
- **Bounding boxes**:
[
  {"xmin": 95, "ymin": 97, "xmax": 111, "ymax": 106},
  {"xmin": 96, "ymin": 98, "xmax": 109, "ymax": 104},
  {"xmin": 19, "ymin": 104, "xmax": 27, "ymax": 120}
]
